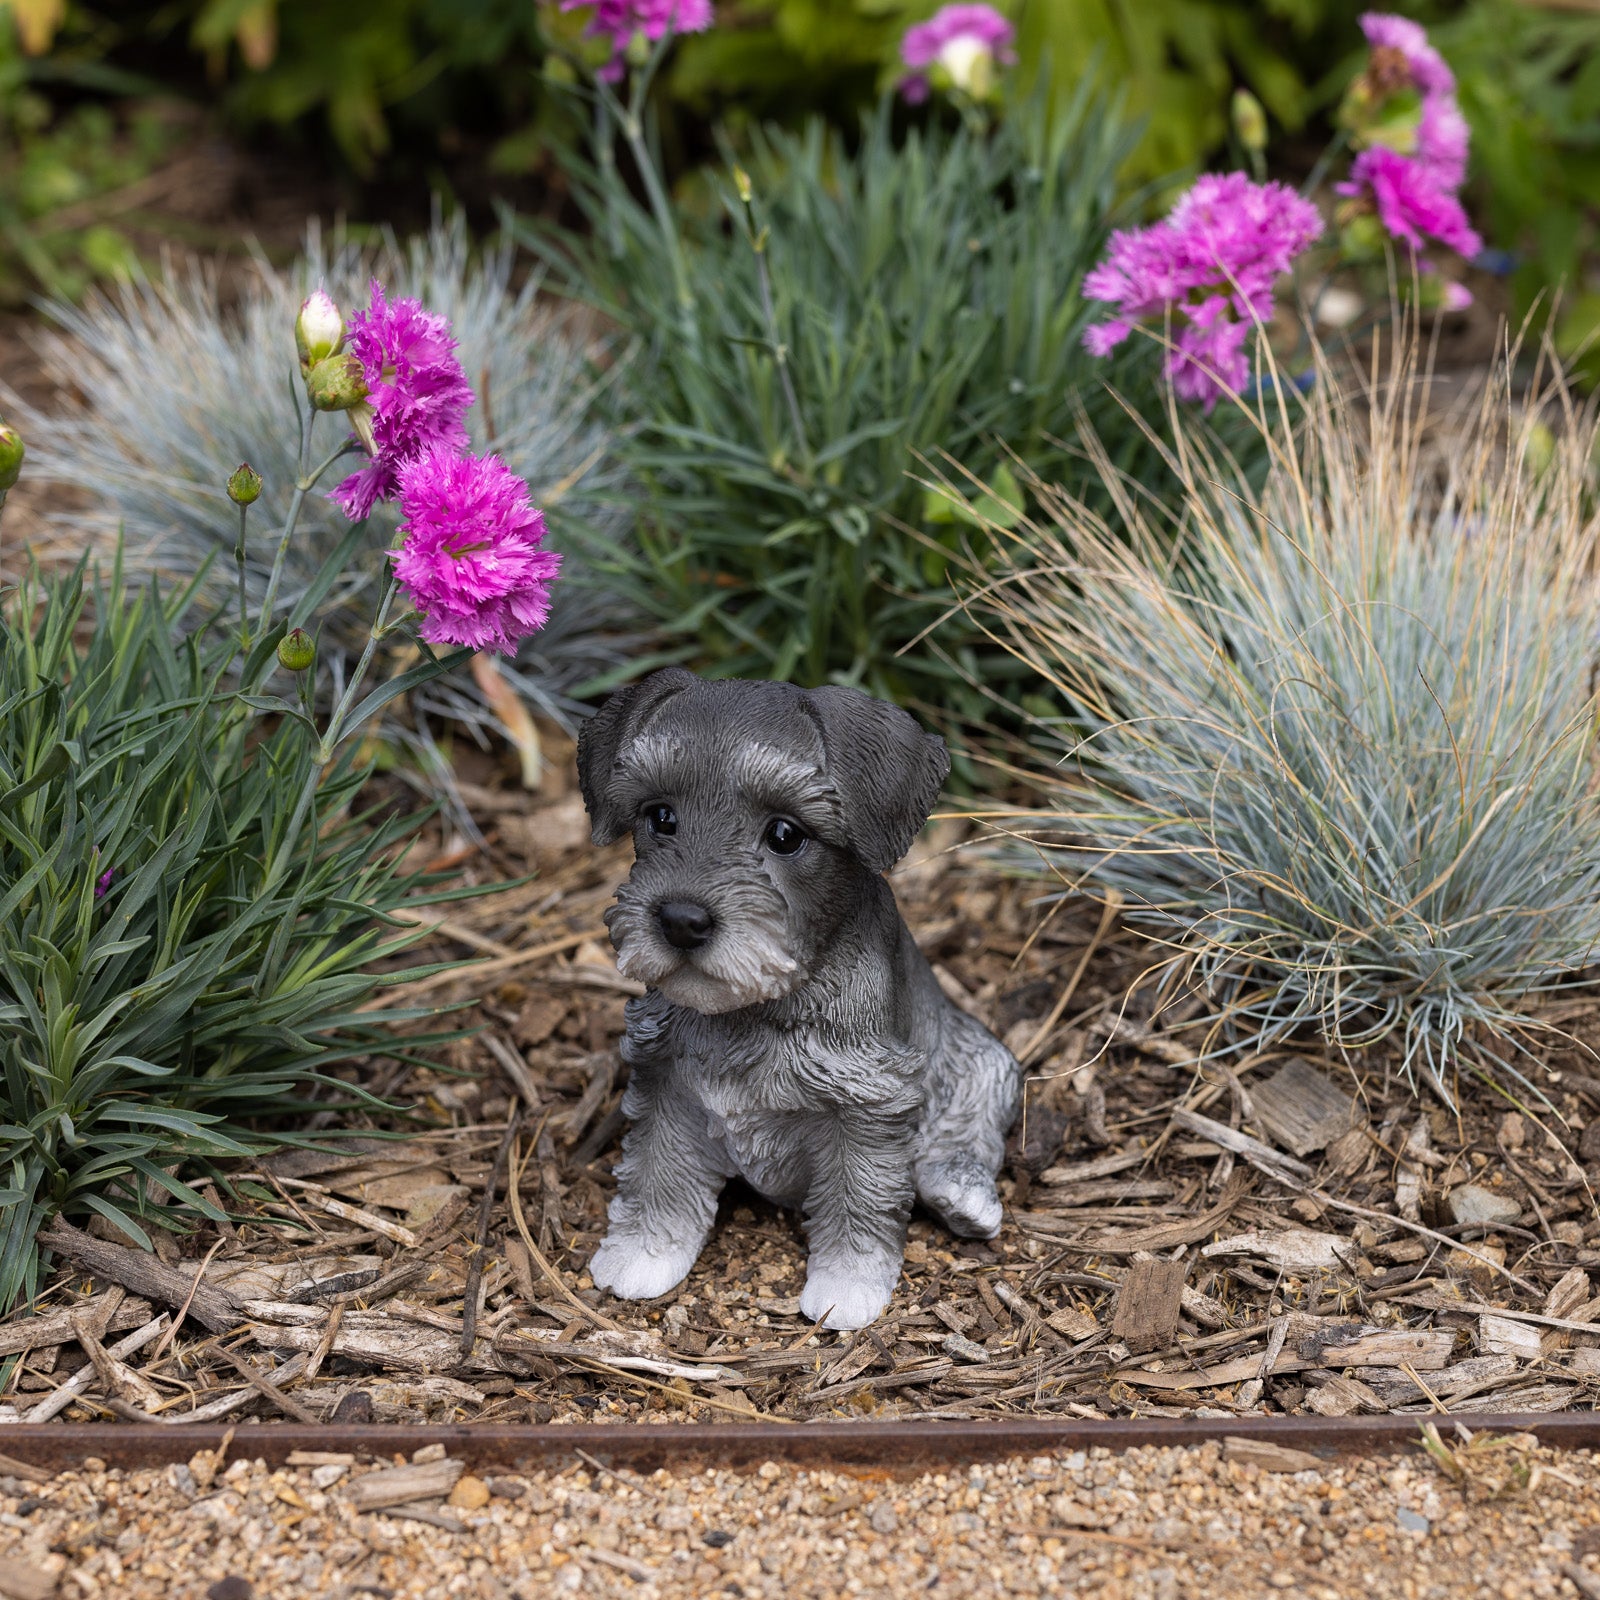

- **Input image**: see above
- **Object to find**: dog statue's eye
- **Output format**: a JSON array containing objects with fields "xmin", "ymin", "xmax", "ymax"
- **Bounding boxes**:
[
  {"xmin": 763, "ymin": 817, "xmax": 807, "ymax": 856},
  {"xmin": 644, "ymin": 804, "xmax": 677, "ymax": 837}
]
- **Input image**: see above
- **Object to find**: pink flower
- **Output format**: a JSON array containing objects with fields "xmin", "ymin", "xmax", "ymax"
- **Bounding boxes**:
[
  {"xmin": 899, "ymin": 3, "xmax": 1015, "ymax": 102},
  {"xmin": 1359, "ymin": 12, "xmax": 1455, "ymax": 100},
  {"xmin": 331, "ymin": 281, "xmax": 474, "ymax": 522},
  {"xmin": 1338, "ymin": 147, "xmax": 1482, "ymax": 259},
  {"xmin": 1081, "ymin": 173, "xmax": 1322, "ymax": 409},
  {"xmin": 1416, "ymin": 94, "xmax": 1469, "ymax": 187},
  {"xmin": 94, "ymin": 867, "xmax": 114, "ymax": 900},
  {"xmin": 561, "ymin": 0, "xmax": 713, "ymax": 80},
  {"xmin": 393, "ymin": 447, "xmax": 562, "ymax": 655}
]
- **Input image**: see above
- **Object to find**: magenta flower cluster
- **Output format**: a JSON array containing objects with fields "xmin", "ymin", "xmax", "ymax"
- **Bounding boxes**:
[
  {"xmin": 898, "ymin": 4, "xmax": 1015, "ymax": 103},
  {"xmin": 332, "ymin": 282, "xmax": 473, "ymax": 522},
  {"xmin": 1336, "ymin": 12, "xmax": 1481, "ymax": 266},
  {"xmin": 1081, "ymin": 173, "xmax": 1323, "ymax": 408},
  {"xmin": 330, "ymin": 281, "xmax": 560, "ymax": 656},
  {"xmin": 393, "ymin": 448, "xmax": 562, "ymax": 654},
  {"xmin": 561, "ymin": 0, "xmax": 713, "ymax": 80}
]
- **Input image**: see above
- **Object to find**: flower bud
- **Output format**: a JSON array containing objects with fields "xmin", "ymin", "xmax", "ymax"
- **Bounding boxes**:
[
  {"xmin": 0, "ymin": 420, "xmax": 23, "ymax": 493},
  {"xmin": 305, "ymin": 352, "xmax": 370, "ymax": 412},
  {"xmin": 295, "ymin": 289, "xmax": 345, "ymax": 369},
  {"xmin": 277, "ymin": 628, "xmax": 316, "ymax": 672},
  {"xmin": 227, "ymin": 462, "xmax": 263, "ymax": 505},
  {"xmin": 1231, "ymin": 88, "xmax": 1268, "ymax": 156}
]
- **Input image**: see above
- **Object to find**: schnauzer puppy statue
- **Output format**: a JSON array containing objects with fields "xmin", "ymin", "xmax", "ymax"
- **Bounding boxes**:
[{"xmin": 576, "ymin": 668, "xmax": 1023, "ymax": 1330}]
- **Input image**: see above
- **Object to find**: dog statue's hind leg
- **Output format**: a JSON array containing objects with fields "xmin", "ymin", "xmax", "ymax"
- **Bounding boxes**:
[{"xmin": 914, "ymin": 1007, "xmax": 1022, "ymax": 1240}]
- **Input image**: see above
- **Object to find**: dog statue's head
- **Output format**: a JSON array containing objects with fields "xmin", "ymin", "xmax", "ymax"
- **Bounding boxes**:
[{"xmin": 576, "ymin": 669, "xmax": 949, "ymax": 1014}]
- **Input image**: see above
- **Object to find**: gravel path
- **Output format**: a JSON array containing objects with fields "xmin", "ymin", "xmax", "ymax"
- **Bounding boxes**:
[{"xmin": 1, "ymin": 1433, "xmax": 1597, "ymax": 1598}]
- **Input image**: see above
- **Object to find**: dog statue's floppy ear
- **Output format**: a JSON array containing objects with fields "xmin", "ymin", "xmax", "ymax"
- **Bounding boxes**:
[
  {"xmin": 803, "ymin": 685, "xmax": 950, "ymax": 874},
  {"xmin": 578, "ymin": 667, "xmax": 698, "ymax": 845}
]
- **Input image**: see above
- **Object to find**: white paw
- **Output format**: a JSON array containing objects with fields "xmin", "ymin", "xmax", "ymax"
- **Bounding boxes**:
[
  {"xmin": 929, "ymin": 1181, "xmax": 1003, "ymax": 1240},
  {"xmin": 799, "ymin": 1265, "xmax": 899, "ymax": 1331},
  {"xmin": 920, "ymin": 1162, "xmax": 1004, "ymax": 1239},
  {"xmin": 588, "ymin": 1234, "xmax": 698, "ymax": 1301}
]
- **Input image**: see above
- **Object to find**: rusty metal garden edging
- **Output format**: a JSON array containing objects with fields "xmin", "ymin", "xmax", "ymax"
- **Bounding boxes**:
[{"xmin": 0, "ymin": 1413, "xmax": 1595, "ymax": 1474}]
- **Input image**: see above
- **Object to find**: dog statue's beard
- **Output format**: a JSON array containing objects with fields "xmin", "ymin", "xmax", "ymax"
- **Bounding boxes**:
[{"xmin": 605, "ymin": 874, "xmax": 803, "ymax": 1015}]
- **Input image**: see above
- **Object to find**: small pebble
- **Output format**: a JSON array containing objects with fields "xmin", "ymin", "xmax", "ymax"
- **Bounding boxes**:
[
  {"xmin": 868, "ymin": 1501, "xmax": 899, "ymax": 1534},
  {"xmin": 206, "ymin": 1579, "xmax": 253, "ymax": 1600},
  {"xmin": 1446, "ymin": 1183, "xmax": 1523, "ymax": 1226},
  {"xmin": 447, "ymin": 1475, "xmax": 490, "ymax": 1511},
  {"xmin": 1396, "ymin": 1507, "xmax": 1430, "ymax": 1534},
  {"xmin": 703, "ymin": 1528, "xmax": 735, "ymax": 1547}
]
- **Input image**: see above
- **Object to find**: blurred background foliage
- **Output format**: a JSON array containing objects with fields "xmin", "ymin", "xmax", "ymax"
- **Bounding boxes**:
[{"xmin": 0, "ymin": 0, "xmax": 1595, "ymax": 323}]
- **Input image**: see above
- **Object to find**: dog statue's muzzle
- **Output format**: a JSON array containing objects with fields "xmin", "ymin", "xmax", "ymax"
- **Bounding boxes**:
[{"xmin": 657, "ymin": 899, "xmax": 715, "ymax": 951}]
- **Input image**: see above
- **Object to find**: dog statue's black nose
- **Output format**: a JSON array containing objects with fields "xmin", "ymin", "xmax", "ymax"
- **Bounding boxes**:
[{"xmin": 657, "ymin": 900, "xmax": 715, "ymax": 951}]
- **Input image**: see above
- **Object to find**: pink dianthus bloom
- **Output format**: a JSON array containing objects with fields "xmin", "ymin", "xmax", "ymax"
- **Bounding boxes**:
[
  {"xmin": 1337, "ymin": 147, "xmax": 1482, "ymax": 259},
  {"xmin": 899, "ymin": 4, "xmax": 1015, "ymax": 103},
  {"xmin": 331, "ymin": 281, "xmax": 474, "ymax": 523},
  {"xmin": 1081, "ymin": 173, "xmax": 1322, "ymax": 409},
  {"xmin": 392, "ymin": 447, "xmax": 562, "ymax": 655},
  {"xmin": 1359, "ymin": 12, "xmax": 1455, "ymax": 100},
  {"xmin": 561, "ymin": 0, "xmax": 713, "ymax": 80},
  {"xmin": 1416, "ymin": 93, "xmax": 1469, "ymax": 187}
]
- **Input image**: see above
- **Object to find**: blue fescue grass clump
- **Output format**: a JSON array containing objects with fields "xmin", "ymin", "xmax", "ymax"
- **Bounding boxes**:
[
  {"xmin": 966, "ymin": 340, "xmax": 1600, "ymax": 1097},
  {"xmin": 7, "ymin": 217, "xmax": 638, "ymax": 736}
]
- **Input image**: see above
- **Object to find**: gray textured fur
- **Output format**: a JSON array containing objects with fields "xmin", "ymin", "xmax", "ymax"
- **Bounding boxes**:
[{"xmin": 575, "ymin": 669, "xmax": 1023, "ymax": 1330}]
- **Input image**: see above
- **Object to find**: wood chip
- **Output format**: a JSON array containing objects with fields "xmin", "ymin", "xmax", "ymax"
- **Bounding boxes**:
[
  {"xmin": 1303, "ymin": 1373, "xmax": 1384, "ymax": 1416},
  {"xmin": 1201, "ymin": 1228, "xmax": 1356, "ymax": 1274},
  {"xmin": 1169, "ymin": 1108, "xmax": 1313, "ymax": 1182},
  {"xmin": 1248, "ymin": 1060, "xmax": 1360, "ymax": 1156},
  {"xmin": 344, "ymin": 1458, "xmax": 466, "ymax": 1512},
  {"xmin": 0, "ymin": 1294, "xmax": 148, "ymax": 1359},
  {"xmin": 1111, "ymin": 1258, "xmax": 1188, "ymax": 1355},
  {"xmin": 1478, "ymin": 1313, "xmax": 1543, "ymax": 1361},
  {"xmin": 37, "ymin": 1221, "xmax": 240, "ymax": 1333},
  {"xmin": 1223, "ymin": 1437, "xmax": 1323, "ymax": 1473},
  {"xmin": 0, "ymin": 1453, "xmax": 52, "ymax": 1485}
]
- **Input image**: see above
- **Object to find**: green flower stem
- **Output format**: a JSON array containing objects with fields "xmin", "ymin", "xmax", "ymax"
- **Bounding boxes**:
[
  {"xmin": 261, "ymin": 566, "xmax": 399, "ymax": 897},
  {"xmin": 1301, "ymin": 129, "xmax": 1351, "ymax": 201},
  {"xmin": 319, "ymin": 566, "xmax": 401, "ymax": 765},
  {"xmin": 736, "ymin": 182, "xmax": 811, "ymax": 479},
  {"xmin": 598, "ymin": 33, "xmax": 696, "ymax": 343},
  {"xmin": 256, "ymin": 429, "xmax": 359, "ymax": 649},
  {"xmin": 234, "ymin": 503, "xmax": 251, "ymax": 649},
  {"xmin": 256, "ymin": 406, "xmax": 315, "ymax": 639}
]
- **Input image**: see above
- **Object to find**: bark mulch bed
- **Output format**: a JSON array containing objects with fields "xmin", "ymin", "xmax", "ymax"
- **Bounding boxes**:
[{"xmin": 4, "ymin": 739, "xmax": 1599, "ymax": 1433}]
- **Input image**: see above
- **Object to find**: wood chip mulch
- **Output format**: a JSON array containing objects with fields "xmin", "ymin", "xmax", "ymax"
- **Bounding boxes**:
[{"xmin": 4, "ymin": 736, "xmax": 1599, "ymax": 1430}]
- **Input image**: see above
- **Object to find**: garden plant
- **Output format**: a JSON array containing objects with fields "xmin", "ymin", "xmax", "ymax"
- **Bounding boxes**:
[
  {"xmin": 529, "ymin": 5, "xmax": 1179, "ymax": 718},
  {"xmin": 0, "ymin": 280, "xmax": 562, "ymax": 1314},
  {"xmin": 9, "ymin": 217, "xmax": 635, "ymax": 787}
]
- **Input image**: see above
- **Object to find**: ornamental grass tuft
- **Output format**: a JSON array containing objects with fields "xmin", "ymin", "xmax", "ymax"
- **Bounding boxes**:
[
  {"xmin": 6, "ymin": 217, "xmax": 635, "ymax": 737},
  {"xmin": 960, "ymin": 334, "xmax": 1600, "ymax": 1097}
]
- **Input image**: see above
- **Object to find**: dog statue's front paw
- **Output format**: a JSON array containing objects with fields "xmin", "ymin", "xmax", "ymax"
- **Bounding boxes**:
[
  {"xmin": 589, "ymin": 1234, "xmax": 699, "ymax": 1301},
  {"xmin": 799, "ymin": 1264, "xmax": 898, "ymax": 1331}
]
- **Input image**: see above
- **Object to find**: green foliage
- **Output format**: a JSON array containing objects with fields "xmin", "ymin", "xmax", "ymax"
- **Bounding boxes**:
[
  {"xmin": 0, "ymin": 17, "xmax": 184, "ymax": 305},
  {"xmin": 967, "ymin": 339, "xmax": 1600, "ymax": 1093},
  {"xmin": 528, "ymin": 86, "xmax": 1193, "ymax": 714},
  {"xmin": 1429, "ymin": 1, "xmax": 1600, "ymax": 363},
  {"xmin": 0, "ymin": 554, "xmax": 456, "ymax": 1312}
]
